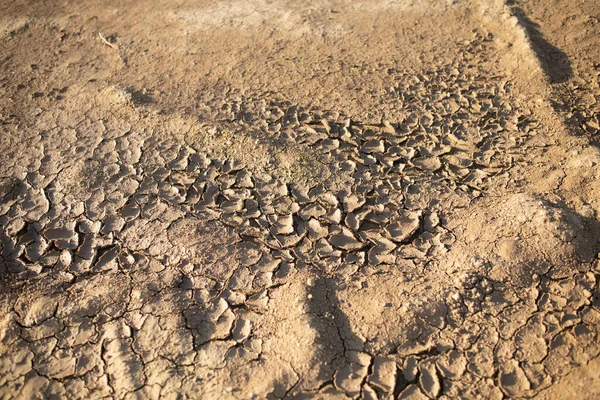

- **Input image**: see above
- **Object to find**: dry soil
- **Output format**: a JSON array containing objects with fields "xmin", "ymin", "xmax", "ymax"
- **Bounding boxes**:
[{"xmin": 1, "ymin": 0, "xmax": 600, "ymax": 399}]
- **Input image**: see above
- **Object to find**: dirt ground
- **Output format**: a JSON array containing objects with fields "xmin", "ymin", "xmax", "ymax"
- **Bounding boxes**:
[{"xmin": 1, "ymin": 0, "xmax": 599, "ymax": 398}]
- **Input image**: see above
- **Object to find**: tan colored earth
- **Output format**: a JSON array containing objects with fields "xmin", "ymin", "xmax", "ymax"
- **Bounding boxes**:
[{"xmin": 1, "ymin": 0, "xmax": 600, "ymax": 398}]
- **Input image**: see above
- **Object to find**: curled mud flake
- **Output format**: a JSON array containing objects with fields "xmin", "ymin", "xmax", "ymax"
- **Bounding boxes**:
[
  {"xmin": 306, "ymin": 218, "xmax": 328, "ymax": 240},
  {"xmin": 367, "ymin": 235, "xmax": 397, "ymax": 266},
  {"xmin": 232, "ymin": 317, "xmax": 252, "ymax": 342},
  {"xmin": 385, "ymin": 210, "xmax": 421, "ymax": 242},
  {"xmin": 335, "ymin": 362, "xmax": 369, "ymax": 397},
  {"xmin": 269, "ymin": 213, "xmax": 294, "ymax": 235},
  {"xmin": 329, "ymin": 227, "xmax": 365, "ymax": 251},
  {"xmin": 340, "ymin": 192, "xmax": 365, "ymax": 213},
  {"xmin": 498, "ymin": 360, "xmax": 531, "ymax": 397},
  {"xmin": 418, "ymin": 360, "xmax": 441, "ymax": 398},
  {"xmin": 235, "ymin": 170, "xmax": 254, "ymax": 189},
  {"xmin": 397, "ymin": 384, "xmax": 429, "ymax": 399},
  {"xmin": 361, "ymin": 139, "xmax": 385, "ymax": 154},
  {"xmin": 412, "ymin": 156, "xmax": 442, "ymax": 171},
  {"xmin": 437, "ymin": 349, "xmax": 467, "ymax": 379},
  {"xmin": 367, "ymin": 356, "xmax": 397, "ymax": 393}
]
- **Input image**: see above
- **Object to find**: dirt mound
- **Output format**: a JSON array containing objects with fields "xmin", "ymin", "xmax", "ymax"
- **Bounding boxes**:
[{"xmin": 449, "ymin": 193, "xmax": 598, "ymax": 287}]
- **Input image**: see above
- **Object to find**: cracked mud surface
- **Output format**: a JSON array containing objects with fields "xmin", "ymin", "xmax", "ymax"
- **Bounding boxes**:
[{"xmin": 1, "ymin": 0, "xmax": 600, "ymax": 398}]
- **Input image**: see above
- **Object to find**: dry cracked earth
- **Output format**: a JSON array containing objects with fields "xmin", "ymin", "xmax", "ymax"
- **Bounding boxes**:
[{"xmin": 1, "ymin": 0, "xmax": 600, "ymax": 399}]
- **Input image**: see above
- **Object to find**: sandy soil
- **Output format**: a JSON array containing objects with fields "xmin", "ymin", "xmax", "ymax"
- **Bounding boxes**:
[{"xmin": 1, "ymin": 0, "xmax": 599, "ymax": 398}]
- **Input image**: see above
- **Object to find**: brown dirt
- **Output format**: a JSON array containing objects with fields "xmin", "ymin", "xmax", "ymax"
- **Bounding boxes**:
[{"xmin": 1, "ymin": 0, "xmax": 599, "ymax": 399}]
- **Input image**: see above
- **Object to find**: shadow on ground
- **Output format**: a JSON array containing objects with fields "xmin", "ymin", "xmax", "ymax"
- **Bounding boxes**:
[{"xmin": 509, "ymin": 3, "xmax": 572, "ymax": 83}]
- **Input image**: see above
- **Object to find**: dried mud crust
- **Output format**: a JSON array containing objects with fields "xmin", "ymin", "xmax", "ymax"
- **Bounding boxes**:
[{"xmin": 1, "ymin": 0, "xmax": 600, "ymax": 399}]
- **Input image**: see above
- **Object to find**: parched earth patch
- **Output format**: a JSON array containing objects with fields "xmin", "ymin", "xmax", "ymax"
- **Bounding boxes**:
[{"xmin": 1, "ymin": 0, "xmax": 600, "ymax": 399}]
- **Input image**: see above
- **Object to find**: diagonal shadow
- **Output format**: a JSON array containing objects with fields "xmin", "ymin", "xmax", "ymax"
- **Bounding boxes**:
[{"xmin": 508, "ymin": 3, "xmax": 572, "ymax": 83}]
